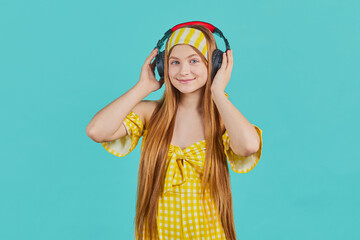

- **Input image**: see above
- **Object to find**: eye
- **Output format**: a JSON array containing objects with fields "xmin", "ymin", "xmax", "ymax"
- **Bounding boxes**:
[{"xmin": 170, "ymin": 59, "xmax": 199, "ymax": 65}]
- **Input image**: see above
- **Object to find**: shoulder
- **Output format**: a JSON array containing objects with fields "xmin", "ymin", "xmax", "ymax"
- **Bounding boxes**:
[{"xmin": 132, "ymin": 100, "xmax": 161, "ymax": 128}]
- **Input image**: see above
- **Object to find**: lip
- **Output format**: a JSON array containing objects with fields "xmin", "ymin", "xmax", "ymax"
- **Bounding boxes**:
[{"xmin": 178, "ymin": 78, "xmax": 195, "ymax": 83}]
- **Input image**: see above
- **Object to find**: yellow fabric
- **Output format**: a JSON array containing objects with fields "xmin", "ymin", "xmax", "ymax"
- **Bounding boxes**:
[
  {"xmin": 222, "ymin": 125, "xmax": 263, "ymax": 173},
  {"xmin": 101, "ymin": 111, "xmax": 263, "ymax": 240},
  {"xmin": 100, "ymin": 111, "xmax": 144, "ymax": 157}
]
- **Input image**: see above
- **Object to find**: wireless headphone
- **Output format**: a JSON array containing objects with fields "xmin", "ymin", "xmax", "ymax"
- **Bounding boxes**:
[{"xmin": 154, "ymin": 21, "xmax": 231, "ymax": 81}]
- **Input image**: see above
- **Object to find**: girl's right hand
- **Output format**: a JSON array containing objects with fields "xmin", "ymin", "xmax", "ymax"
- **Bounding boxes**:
[{"xmin": 138, "ymin": 48, "xmax": 164, "ymax": 93}]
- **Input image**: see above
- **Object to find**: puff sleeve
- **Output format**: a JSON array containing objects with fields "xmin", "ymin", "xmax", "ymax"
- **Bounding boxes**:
[
  {"xmin": 222, "ymin": 124, "xmax": 263, "ymax": 173},
  {"xmin": 100, "ymin": 111, "xmax": 145, "ymax": 157}
]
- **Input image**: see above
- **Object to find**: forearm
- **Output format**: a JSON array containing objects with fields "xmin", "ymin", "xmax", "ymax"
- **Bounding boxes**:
[
  {"xmin": 211, "ymin": 89, "xmax": 260, "ymax": 156},
  {"xmin": 86, "ymin": 82, "xmax": 151, "ymax": 141}
]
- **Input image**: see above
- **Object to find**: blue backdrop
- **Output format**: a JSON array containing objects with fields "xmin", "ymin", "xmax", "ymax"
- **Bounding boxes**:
[{"xmin": 1, "ymin": 0, "xmax": 359, "ymax": 239}]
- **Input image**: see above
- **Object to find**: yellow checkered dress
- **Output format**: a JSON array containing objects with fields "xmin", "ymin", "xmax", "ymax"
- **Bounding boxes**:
[{"xmin": 101, "ymin": 111, "xmax": 263, "ymax": 240}]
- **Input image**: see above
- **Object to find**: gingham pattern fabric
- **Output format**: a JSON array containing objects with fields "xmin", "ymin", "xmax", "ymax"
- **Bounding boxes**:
[
  {"xmin": 100, "ymin": 106, "xmax": 263, "ymax": 240},
  {"xmin": 101, "ymin": 111, "xmax": 144, "ymax": 157},
  {"xmin": 222, "ymin": 125, "xmax": 263, "ymax": 173},
  {"xmin": 167, "ymin": 27, "xmax": 209, "ymax": 60}
]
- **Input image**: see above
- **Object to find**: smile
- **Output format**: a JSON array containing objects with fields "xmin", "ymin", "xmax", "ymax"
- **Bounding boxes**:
[{"xmin": 178, "ymin": 78, "xmax": 195, "ymax": 83}]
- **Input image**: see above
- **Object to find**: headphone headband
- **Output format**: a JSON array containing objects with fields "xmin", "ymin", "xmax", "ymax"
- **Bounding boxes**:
[
  {"xmin": 155, "ymin": 21, "xmax": 230, "ymax": 52},
  {"xmin": 171, "ymin": 21, "xmax": 216, "ymax": 32}
]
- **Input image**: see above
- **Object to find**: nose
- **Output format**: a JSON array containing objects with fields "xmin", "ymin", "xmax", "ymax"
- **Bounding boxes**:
[{"xmin": 179, "ymin": 62, "xmax": 191, "ymax": 76}]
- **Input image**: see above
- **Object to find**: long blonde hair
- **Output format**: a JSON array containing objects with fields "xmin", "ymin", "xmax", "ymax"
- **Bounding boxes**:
[{"xmin": 135, "ymin": 24, "xmax": 237, "ymax": 240}]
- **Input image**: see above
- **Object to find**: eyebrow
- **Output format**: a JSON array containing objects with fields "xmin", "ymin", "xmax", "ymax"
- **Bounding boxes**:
[{"xmin": 169, "ymin": 54, "xmax": 200, "ymax": 60}]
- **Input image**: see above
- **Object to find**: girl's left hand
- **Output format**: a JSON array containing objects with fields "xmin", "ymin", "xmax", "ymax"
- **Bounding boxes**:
[{"xmin": 211, "ymin": 49, "xmax": 233, "ymax": 92}]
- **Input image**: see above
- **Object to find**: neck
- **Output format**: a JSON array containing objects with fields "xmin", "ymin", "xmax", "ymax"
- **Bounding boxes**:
[{"xmin": 178, "ymin": 89, "xmax": 204, "ymax": 113}]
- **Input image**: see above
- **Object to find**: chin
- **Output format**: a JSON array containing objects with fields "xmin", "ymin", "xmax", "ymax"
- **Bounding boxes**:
[{"xmin": 177, "ymin": 85, "xmax": 205, "ymax": 94}]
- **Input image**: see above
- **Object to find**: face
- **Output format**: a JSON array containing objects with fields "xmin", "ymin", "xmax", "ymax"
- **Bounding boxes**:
[{"xmin": 168, "ymin": 44, "xmax": 208, "ymax": 94}]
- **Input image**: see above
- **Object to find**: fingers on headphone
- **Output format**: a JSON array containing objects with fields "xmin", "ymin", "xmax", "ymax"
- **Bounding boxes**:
[
  {"xmin": 219, "ymin": 53, "xmax": 226, "ymax": 70},
  {"xmin": 224, "ymin": 50, "xmax": 233, "ymax": 71},
  {"xmin": 146, "ymin": 49, "xmax": 157, "ymax": 64}
]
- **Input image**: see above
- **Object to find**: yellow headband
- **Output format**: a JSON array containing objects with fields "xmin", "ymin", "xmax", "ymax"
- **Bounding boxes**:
[{"xmin": 166, "ymin": 27, "xmax": 208, "ymax": 60}]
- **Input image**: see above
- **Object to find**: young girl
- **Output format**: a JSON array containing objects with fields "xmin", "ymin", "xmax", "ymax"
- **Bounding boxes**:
[{"xmin": 86, "ymin": 22, "xmax": 263, "ymax": 240}]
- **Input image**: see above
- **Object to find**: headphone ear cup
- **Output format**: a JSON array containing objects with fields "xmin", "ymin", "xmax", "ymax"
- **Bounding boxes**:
[
  {"xmin": 211, "ymin": 49, "xmax": 223, "ymax": 80},
  {"xmin": 155, "ymin": 50, "xmax": 165, "ymax": 80}
]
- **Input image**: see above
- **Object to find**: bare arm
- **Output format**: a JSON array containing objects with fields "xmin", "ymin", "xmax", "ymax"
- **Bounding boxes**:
[
  {"xmin": 86, "ymin": 83, "xmax": 151, "ymax": 143},
  {"xmin": 212, "ymin": 89, "xmax": 260, "ymax": 157}
]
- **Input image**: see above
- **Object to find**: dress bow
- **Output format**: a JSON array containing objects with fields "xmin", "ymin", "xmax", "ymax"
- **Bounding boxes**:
[{"xmin": 163, "ymin": 144, "xmax": 205, "ymax": 194}]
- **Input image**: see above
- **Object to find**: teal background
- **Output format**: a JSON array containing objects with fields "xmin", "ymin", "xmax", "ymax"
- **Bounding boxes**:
[{"xmin": 1, "ymin": 0, "xmax": 359, "ymax": 239}]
